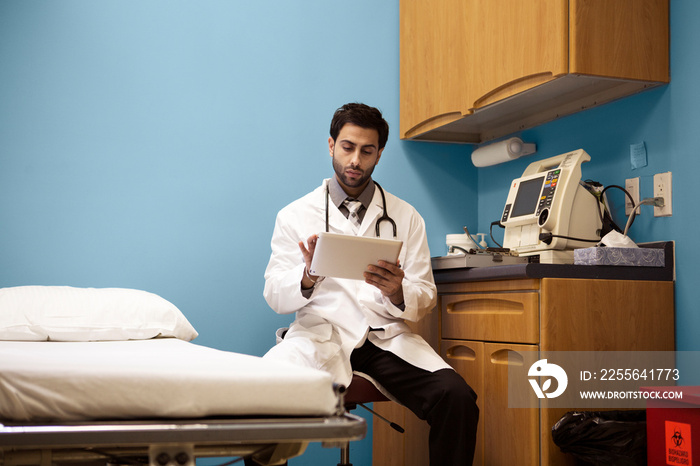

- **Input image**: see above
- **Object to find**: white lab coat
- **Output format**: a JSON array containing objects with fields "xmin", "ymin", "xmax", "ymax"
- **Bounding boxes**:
[{"xmin": 263, "ymin": 179, "xmax": 451, "ymax": 387}]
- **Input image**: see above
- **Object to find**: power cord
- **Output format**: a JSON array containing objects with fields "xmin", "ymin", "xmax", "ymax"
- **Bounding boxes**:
[
  {"xmin": 489, "ymin": 221, "xmax": 504, "ymax": 248},
  {"xmin": 597, "ymin": 184, "xmax": 635, "ymax": 233},
  {"xmin": 623, "ymin": 197, "xmax": 665, "ymax": 236},
  {"xmin": 538, "ymin": 232, "xmax": 600, "ymax": 245},
  {"xmin": 86, "ymin": 450, "xmax": 148, "ymax": 465}
]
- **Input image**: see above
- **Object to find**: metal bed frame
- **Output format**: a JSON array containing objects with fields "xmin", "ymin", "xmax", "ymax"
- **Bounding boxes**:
[{"xmin": 0, "ymin": 411, "xmax": 366, "ymax": 466}]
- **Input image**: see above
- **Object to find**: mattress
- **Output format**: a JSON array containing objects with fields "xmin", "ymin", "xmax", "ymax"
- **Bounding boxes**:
[{"xmin": 0, "ymin": 339, "xmax": 338, "ymax": 422}]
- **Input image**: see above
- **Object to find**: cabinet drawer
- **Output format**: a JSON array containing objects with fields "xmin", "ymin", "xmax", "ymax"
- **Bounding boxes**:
[{"xmin": 441, "ymin": 292, "xmax": 539, "ymax": 344}]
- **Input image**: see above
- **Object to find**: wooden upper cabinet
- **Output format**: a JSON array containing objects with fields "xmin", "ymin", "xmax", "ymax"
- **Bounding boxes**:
[
  {"xmin": 467, "ymin": 1, "xmax": 568, "ymax": 110},
  {"xmin": 400, "ymin": 0, "xmax": 669, "ymax": 144}
]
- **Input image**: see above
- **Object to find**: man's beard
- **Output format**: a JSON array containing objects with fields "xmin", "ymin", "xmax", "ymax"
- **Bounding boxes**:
[{"xmin": 332, "ymin": 154, "xmax": 374, "ymax": 189}]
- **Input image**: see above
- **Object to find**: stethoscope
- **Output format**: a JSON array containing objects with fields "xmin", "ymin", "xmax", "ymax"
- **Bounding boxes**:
[{"xmin": 325, "ymin": 180, "xmax": 397, "ymax": 238}]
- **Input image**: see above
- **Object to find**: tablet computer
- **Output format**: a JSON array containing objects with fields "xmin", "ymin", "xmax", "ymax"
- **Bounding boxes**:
[{"xmin": 309, "ymin": 232, "xmax": 403, "ymax": 280}]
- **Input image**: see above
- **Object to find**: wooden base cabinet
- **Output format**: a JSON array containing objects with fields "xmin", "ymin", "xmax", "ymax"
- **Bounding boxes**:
[
  {"xmin": 441, "ymin": 340, "xmax": 539, "ymax": 466},
  {"xmin": 373, "ymin": 277, "xmax": 675, "ymax": 466}
]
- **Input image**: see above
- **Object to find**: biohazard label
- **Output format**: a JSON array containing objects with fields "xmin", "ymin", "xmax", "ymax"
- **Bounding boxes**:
[{"xmin": 666, "ymin": 420, "xmax": 692, "ymax": 466}]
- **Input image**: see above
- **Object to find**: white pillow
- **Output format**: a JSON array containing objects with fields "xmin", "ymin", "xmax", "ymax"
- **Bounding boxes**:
[{"xmin": 0, "ymin": 286, "xmax": 198, "ymax": 342}]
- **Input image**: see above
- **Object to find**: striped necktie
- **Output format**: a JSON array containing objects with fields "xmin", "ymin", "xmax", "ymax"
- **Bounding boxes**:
[{"xmin": 343, "ymin": 198, "xmax": 362, "ymax": 232}]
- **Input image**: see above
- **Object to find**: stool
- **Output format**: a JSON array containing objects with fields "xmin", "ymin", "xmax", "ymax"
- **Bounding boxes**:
[{"xmin": 339, "ymin": 374, "xmax": 403, "ymax": 466}]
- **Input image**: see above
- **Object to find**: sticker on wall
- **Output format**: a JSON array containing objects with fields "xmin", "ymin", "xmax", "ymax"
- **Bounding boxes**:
[
  {"xmin": 666, "ymin": 420, "xmax": 692, "ymax": 466},
  {"xmin": 630, "ymin": 142, "xmax": 648, "ymax": 170}
]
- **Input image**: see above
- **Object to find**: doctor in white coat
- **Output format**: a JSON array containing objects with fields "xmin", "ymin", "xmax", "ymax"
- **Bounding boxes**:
[{"xmin": 263, "ymin": 103, "xmax": 478, "ymax": 466}]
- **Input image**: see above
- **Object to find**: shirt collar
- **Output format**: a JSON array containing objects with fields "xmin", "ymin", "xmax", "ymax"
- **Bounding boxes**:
[{"xmin": 329, "ymin": 177, "xmax": 375, "ymax": 209}]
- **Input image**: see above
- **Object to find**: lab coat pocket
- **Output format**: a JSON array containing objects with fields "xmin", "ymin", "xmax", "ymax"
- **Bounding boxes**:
[{"xmin": 358, "ymin": 285, "xmax": 395, "ymax": 323}]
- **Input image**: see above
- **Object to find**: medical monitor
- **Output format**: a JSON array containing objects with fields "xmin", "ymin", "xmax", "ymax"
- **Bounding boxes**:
[
  {"xmin": 510, "ymin": 176, "xmax": 546, "ymax": 218},
  {"xmin": 501, "ymin": 149, "xmax": 602, "ymax": 261}
]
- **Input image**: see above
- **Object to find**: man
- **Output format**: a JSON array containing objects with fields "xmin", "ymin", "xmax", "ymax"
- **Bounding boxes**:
[{"xmin": 263, "ymin": 103, "xmax": 478, "ymax": 465}]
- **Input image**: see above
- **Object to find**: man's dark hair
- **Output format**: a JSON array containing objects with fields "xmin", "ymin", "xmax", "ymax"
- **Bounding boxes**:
[{"xmin": 330, "ymin": 103, "xmax": 390, "ymax": 150}]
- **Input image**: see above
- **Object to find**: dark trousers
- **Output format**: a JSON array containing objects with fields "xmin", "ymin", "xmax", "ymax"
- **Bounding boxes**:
[{"xmin": 350, "ymin": 339, "xmax": 479, "ymax": 466}]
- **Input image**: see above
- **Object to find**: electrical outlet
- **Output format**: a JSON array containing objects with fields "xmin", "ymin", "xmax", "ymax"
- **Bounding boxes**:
[
  {"xmin": 653, "ymin": 172, "xmax": 673, "ymax": 217},
  {"xmin": 625, "ymin": 177, "xmax": 640, "ymax": 216}
]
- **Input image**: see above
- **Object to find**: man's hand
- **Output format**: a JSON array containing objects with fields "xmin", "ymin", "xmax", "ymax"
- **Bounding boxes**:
[
  {"xmin": 364, "ymin": 260, "xmax": 404, "ymax": 306},
  {"xmin": 298, "ymin": 234, "xmax": 321, "ymax": 289}
]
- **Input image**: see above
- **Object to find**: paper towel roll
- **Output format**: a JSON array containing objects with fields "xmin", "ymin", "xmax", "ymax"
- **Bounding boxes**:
[{"xmin": 471, "ymin": 137, "xmax": 536, "ymax": 167}]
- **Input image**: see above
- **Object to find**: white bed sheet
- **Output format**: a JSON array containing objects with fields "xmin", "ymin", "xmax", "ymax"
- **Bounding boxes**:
[{"xmin": 0, "ymin": 339, "xmax": 338, "ymax": 422}]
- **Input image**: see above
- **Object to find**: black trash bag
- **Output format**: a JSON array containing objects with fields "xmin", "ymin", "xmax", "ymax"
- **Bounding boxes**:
[{"xmin": 551, "ymin": 410, "xmax": 647, "ymax": 466}]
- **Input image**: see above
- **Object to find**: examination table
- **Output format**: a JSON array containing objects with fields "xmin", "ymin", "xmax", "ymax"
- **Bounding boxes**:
[{"xmin": 0, "ymin": 286, "xmax": 366, "ymax": 465}]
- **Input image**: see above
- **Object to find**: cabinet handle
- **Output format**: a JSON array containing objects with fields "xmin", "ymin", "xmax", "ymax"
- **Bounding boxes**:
[
  {"xmin": 447, "ymin": 297, "xmax": 525, "ymax": 315},
  {"xmin": 404, "ymin": 111, "xmax": 465, "ymax": 139},
  {"xmin": 490, "ymin": 349, "xmax": 524, "ymax": 366},
  {"xmin": 445, "ymin": 345, "xmax": 477, "ymax": 361},
  {"xmin": 472, "ymin": 72, "xmax": 555, "ymax": 110}
]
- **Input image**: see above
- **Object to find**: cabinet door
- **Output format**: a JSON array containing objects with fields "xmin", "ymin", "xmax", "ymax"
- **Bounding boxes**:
[
  {"xmin": 467, "ymin": 0, "xmax": 568, "ymax": 109},
  {"xmin": 569, "ymin": 0, "xmax": 669, "ymax": 82},
  {"xmin": 443, "ymin": 340, "xmax": 539, "ymax": 466},
  {"xmin": 400, "ymin": 0, "xmax": 568, "ymax": 138},
  {"xmin": 400, "ymin": 0, "xmax": 473, "ymax": 138},
  {"xmin": 441, "ymin": 339, "xmax": 485, "ymax": 466},
  {"xmin": 484, "ymin": 343, "xmax": 540, "ymax": 466},
  {"xmin": 540, "ymin": 278, "xmax": 675, "ymax": 351}
]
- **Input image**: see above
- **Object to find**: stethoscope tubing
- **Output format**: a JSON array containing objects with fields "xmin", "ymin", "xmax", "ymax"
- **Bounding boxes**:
[{"xmin": 325, "ymin": 180, "xmax": 397, "ymax": 238}]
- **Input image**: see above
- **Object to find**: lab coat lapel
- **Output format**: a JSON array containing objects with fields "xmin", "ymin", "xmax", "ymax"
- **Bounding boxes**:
[{"xmin": 327, "ymin": 203, "xmax": 350, "ymax": 234}]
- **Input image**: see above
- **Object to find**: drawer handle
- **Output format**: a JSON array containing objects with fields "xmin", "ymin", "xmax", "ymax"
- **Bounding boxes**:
[
  {"xmin": 447, "ymin": 298, "xmax": 525, "ymax": 315},
  {"xmin": 472, "ymin": 71, "xmax": 555, "ymax": 109},
  {"xmin": 445, "ymin": 345, "xmax": 477, "ymax": 361},
  {"xmin": 404, "ymin": 111, "xmax": 465, "ymax": 139},
  {"xmin": 490, "ymin": 349, "xmax": 524, "ymax": 366}
]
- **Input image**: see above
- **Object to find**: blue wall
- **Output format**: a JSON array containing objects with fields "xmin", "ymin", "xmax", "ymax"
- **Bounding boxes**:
[{"xmin": 0, "ymin": 1, "xmax": 473, "ymax": 464}]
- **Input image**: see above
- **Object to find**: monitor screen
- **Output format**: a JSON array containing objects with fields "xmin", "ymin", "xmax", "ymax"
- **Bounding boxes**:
[{"xmin": 510, "ymin": 176, "xmax": 544, "ymax": 218}]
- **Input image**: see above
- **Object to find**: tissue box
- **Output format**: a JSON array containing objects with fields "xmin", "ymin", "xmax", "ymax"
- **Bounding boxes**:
[{"xmin": 574, "ymin": 247, "xmax": 665, "ymax": 267}]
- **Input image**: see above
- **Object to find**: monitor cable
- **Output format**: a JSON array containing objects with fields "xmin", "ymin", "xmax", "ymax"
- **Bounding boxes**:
[
  {"xmin": 489, "ymin": 221, "xmax": 504, "ymax": 248},
  {"xmin": 598, "ymin": 184, "xmax": 635, "ymax": 233},
  {"xmin": 538, "ymin": 232, "xmax": 601, "ymax": 245}
]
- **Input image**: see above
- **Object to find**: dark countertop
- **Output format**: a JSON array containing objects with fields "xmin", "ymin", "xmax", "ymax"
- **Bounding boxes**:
[{"xmin": 433, "ymin": 241, "xmax": 674, "ymax": 284}]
